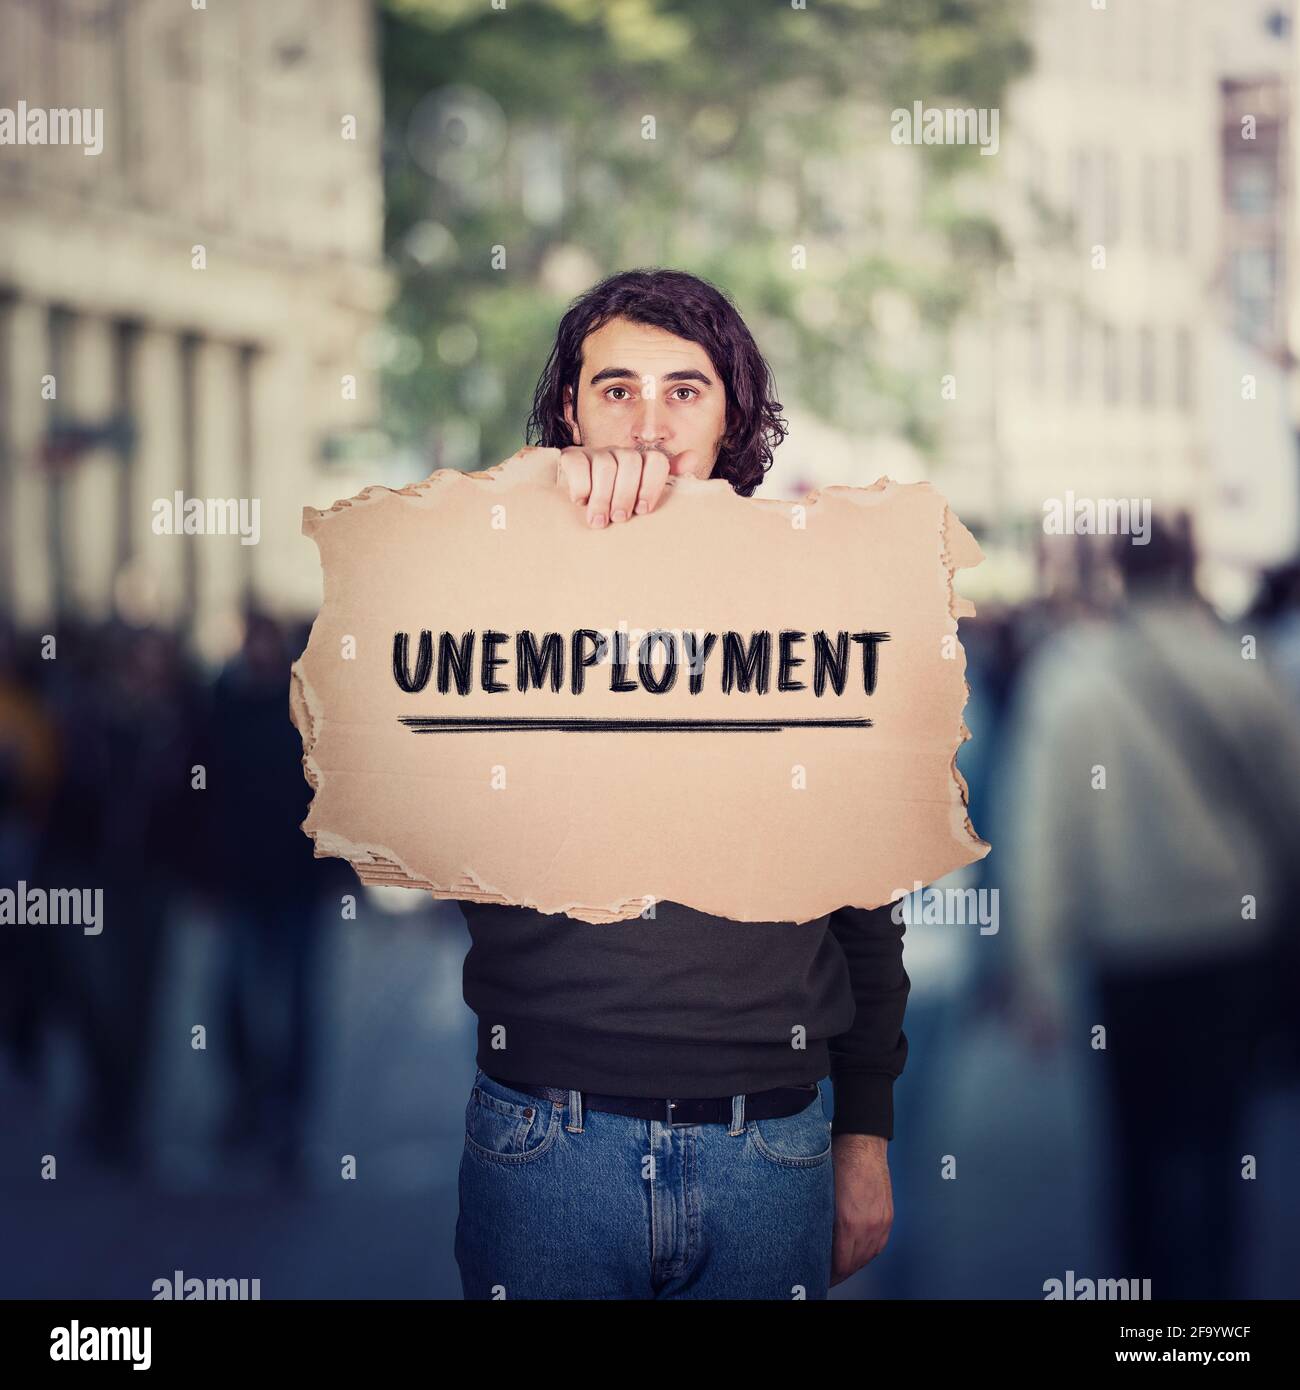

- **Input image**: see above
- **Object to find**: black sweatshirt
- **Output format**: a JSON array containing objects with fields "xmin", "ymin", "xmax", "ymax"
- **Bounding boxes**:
[{"xmin": 455, "ymin": 899, "xmax": 910, "ymax": 1140}]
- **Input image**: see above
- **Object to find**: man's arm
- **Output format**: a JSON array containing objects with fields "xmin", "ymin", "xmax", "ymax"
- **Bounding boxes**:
[
  {"xmin": 824, "ymin": 901, "xmax": 910, "ymax": 1284},
  {"xmin": 826, "ymin": 901, "xmax": 910, "ymax": 1139}
]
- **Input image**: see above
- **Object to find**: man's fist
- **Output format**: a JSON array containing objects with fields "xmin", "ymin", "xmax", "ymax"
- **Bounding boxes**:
[
  {"xmin": 831, "ymin": 1133, "xmax": 894, "ymax": 1286},
  {"xmin": 557, "ymin": 446, "xmax": 700, "ymax": 528}
]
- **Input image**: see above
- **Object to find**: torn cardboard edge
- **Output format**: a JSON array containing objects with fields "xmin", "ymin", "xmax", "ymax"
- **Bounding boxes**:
[{"xmin": 290, "ymin": 446, "xmax": 988, "ymax": 925}]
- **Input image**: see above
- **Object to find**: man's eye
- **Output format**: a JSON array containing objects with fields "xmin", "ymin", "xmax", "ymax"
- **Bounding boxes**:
[
  {"xmin": 605, "ymin": 387, "xmax": 630, "ymax": 401},
  {"xmin": 671, "ymin": 387, "xmax": 697, "ymax": 401}
]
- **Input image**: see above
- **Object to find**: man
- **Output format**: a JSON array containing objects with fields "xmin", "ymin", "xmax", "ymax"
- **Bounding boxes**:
[{"xmin": 453, "ymin": 268, "xmax": 908, "ymax": 1300}]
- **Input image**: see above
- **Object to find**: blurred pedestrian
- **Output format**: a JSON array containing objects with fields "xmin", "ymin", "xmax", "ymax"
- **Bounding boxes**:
[
  {"xmin": 210, "ymin": 610, "xmax": 325, "ymax": 1180},
  {"xmin": 1000, "ymin": 514, "xmax": 1300, "ymax": 1298}
]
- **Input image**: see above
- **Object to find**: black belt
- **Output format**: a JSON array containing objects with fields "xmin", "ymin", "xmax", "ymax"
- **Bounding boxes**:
[{"xmin": 486, "ymin": 1074, "xmax": 820, "ymax": 1127}]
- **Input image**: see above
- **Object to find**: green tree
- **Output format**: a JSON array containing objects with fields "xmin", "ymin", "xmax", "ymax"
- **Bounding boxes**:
[{"xmin": 381, "ymin": 0, "xmax": 1031, "ymax": 471}]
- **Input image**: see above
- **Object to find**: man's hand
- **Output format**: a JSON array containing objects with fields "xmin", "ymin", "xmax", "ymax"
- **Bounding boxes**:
[
  {"xmin": 557, "ymin": 445, "xmax": 700, "ymax": 528},
  {"xmin": 831, "ymin": 1133, "xmax": 893, "ymax": 1286}
]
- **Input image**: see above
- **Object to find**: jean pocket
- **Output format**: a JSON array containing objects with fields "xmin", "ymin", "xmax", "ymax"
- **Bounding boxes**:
[
  {"xmin": 747, "ymin": 1091, "xmax": 833, "ymax": 1168},
  {"xmin": 464, "ymin": 1074, "xmax": 561, "ymax": 1166}
]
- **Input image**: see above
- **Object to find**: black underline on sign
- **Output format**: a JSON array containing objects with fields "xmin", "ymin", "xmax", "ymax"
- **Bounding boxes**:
[{"xmin": 397, "ymin": 716, "xmax": 873, "ymax": 734}]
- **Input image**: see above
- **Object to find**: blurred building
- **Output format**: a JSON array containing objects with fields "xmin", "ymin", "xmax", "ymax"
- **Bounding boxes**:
[
  {"xmin": 752, "ymin": 0, "xmax": 1300, "ymax": 610},
  {"xmin": 942, "ymin": 0, "xmax": 1300, "ymax": 606},
  {"xmin": 1202, "ymin": 12, "xmax": 1299, "ymax": 594},
  {"xmin": 0, "ymin": 0, "xmax": 389, "ymax": 655}
]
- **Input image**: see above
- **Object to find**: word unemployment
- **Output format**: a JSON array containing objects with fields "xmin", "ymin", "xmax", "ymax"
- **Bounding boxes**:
[{"xmin": 393, "ymin": 628, "xmax": 891, "ymax": 698}]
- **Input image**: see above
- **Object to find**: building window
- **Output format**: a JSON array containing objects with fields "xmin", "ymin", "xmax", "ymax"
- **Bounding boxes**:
[
  {"xmin": 1069, "ymin": 148, "xmax": 1092, "ymax": 244},
  {"xmin": 1142, "ymin": 154, "xmax": 1160, "ymax": 250},
  {"xmin": 1174, "ymin": 327, "xmax": 1194, "ymax": 412},
  {"xmin": 1101, "ymin": 149, "xmax": 1120, "ymax": 245},
  {"xmin": 1066, "ymin": 305, "xmax": 1086, "ymax": 402},
  {"xmin": 1230, "ymin": 247, "xmax": 1278, "ymax": 344},
  {"xmin": 1102, "ymin": 323, "xmax": 1121, "ymax": 406},
  {"xmin": 1172, "ymin": 155, "xmax": 1190, "ymax": 254},
  {"xmin": 1138, "ymin": 326, "xmax": 1157, "ymax": 408},
  {"xmin": 1228, "ymin": 154, "xmax": 1277, "ymax": 216}
]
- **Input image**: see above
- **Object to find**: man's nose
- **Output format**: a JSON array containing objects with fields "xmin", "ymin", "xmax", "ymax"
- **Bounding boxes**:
[{"xmin": 632, "ymin": 393, "xmax": 668, "ymax": 449}]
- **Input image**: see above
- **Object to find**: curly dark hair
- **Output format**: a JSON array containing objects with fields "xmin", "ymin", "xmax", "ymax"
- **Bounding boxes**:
[{"xmin": 525, "ymin": 267, "xmax": 787, "ymax": 496}]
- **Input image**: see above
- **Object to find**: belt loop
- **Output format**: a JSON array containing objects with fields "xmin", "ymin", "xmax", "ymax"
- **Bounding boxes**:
[
  {"xmin": 565, "ymin": 1087, "xmax": 584, "ymax": 1133},
  {"xmin": 729, "ymin": 1091, "xmax": 745, "ymax": 1136}
]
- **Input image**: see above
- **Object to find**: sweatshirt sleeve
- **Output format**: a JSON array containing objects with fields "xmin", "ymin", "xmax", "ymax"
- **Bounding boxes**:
[{"xmin": 826, "ymin": 902, "xmax": 910, "ymax": 1140}]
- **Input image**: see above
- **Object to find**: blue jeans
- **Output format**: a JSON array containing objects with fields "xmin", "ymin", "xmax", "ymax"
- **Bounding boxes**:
[{"xmin": 454, "ymin": 1068, "xmax": 836, "ymax": 1300}]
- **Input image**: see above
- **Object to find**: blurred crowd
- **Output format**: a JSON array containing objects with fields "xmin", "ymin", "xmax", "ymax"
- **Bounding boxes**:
[
  {"xmin": 973, "ymin": 521, "xmax": 1300, "ymax": 1300},
  {"xmin": 0, "ymin": 609, "xmax": 350, "ymax": 1181},
  {"xmin": 1, "ymin": 517, "xmax": 1298, "ymax": 1296}
]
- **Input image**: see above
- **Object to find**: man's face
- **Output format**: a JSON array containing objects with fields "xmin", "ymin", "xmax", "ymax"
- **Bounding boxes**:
[{"xmin": 561, "ymin": 316, "xmax": 727, "ymax": 478}]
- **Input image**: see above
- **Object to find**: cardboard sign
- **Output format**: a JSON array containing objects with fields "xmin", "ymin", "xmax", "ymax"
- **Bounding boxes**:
[{"xmin": 290, "ymin": 446, "xmax": 988, "ymax": 923}]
